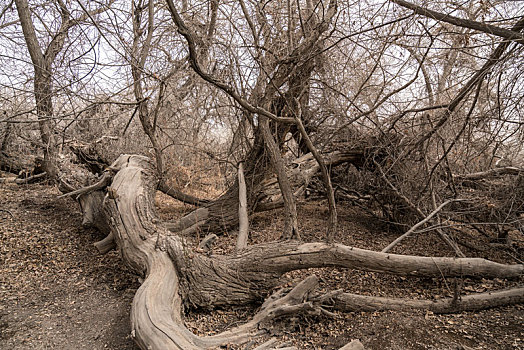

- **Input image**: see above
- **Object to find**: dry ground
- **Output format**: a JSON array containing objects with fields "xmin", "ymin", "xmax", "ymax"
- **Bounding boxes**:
[{"xmin": 1, "ymin": 181, "xmax": 523, "ymax": 349}]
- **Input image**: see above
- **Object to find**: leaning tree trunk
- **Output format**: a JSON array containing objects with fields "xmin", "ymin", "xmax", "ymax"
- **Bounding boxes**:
[{"xmin": 77, "ymin": 154, "xmax": 523, "ymax": 349}]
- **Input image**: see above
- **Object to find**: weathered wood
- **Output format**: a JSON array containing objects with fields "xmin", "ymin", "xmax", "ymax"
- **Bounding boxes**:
[
  {"xmin": 198, "ymin": 233, "xmax": 217, "ymax": 252},
  {"xmin": 236, "ymin": 162, "xmax": 249, "ymax": 251},
  {"xmin": 101, "ymin": 155, "xmax": 320, "ymax": 348},
  {"xmin": 160, "ymin": 240, "xmax": 524, "ymax": 310},
  {"xmin": 58, "ymin": 171, "xmax": 113, "ymax": 199},
  {"xmin": 0, "ymin": 172, "xmax": 47, "ymax": 184},
  {"xmin": 93, "ymin": 232, "xmax": 116, "ymax": 254},
  {"xmin": 164, "ymin": 149, "xmax": 366, "ymax": 235},
  {"xmin": 455, "ymin": 167, "xmax": 523, "ymax": 180},
  {"xmin": 78, "ymin": 191, "xmax": 110, "ymax": 233},
  {"xmin": 165, "ymin": 207, "xmax": 209, "ymax": 233},
  {"xmin": 339, "ymin": 339, "xmax": 365, "ymax": 350},
  {"xmin": 158, "ymin": 181, "xmax": 210, "ymax": 206},
  {"xmin": 260, "ymin": 116, "xmax": 299, "ymax": 239},
  {"xmin": 101, "ymin": 155, "xmax": 200, "ymax": 349},
  {"xmin": 223, "ymin": 242, "xmax": 523, "ymax": 280},
  {"xmin": 320, "ymin": 287, "xmax": 524, "ymax": 314}
]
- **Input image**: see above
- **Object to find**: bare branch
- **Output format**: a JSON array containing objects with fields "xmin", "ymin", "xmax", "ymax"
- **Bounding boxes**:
[
  {"xmin": 165, "ymin": 0, "xmax": 295, "ymax": 124},
  {"xmin": 455, "ymin": 167, "xmax": 523, "ymax": 181},
  {"xmin": 382, "ymin": 199, "xmax": 464, "ymax": 253},
  {"xmin": 391, "ymin": 0, "xmax": 524, "ymax": 45},
  {"xmin": 321, "ymin": 287, "xmax": 524, "ymax": 313}
]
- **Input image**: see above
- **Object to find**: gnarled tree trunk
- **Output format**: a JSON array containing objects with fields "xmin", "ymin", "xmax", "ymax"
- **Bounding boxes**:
[{"xmin": 77, "ymin": 154, "xmax": 523, "ymax": 349}]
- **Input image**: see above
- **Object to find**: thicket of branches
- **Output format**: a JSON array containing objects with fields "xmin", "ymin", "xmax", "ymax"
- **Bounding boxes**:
[{"xmin": 2, "ymin": 1, "xmax": 523, "ymax": 232}]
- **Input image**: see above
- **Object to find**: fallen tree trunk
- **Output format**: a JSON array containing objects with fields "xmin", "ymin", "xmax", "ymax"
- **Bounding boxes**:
[
  {"xmin": 77, "ymin": 154, "xmax": 523, "ymax": 349},
  {"xmin": 97, "ymin": 155, "xmax": 339, "ymax": 348},
  {"xmin": 319, "ymin": 287, "xmax": 524, "ymax": 314},
  {"xmin": 0, "ymin": 171, "xmax": 47, "ymax": 184}
]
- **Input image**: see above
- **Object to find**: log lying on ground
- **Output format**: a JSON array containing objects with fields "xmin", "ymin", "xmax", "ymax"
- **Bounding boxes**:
[
  {"xmin": 0, "ymin": 171, "xmax": 47, "ymax": 184},
  {"xmin": 98, "ymin": 156, "xmax": 255, "ymax": 347},
  {"xmin": 98, "ymin": 158, "xmax": 338, "ymax": 348},
  {"xmin": 319, "ymin": 287, "xmax": 524, "ymax": 314},
  {"xmin": 80, "ymin": 154, "xmax": 523, "ymax": 349},
  {"xmin": 454, "ymin": 167, "xmax": 523, "ymax": 181},
  {"xmin": 161, "ymin": 239, "xmax": 524, "ymax": 309}
]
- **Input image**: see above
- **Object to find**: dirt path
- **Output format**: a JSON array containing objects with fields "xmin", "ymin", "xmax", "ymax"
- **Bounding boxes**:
[
  {"xmin": 0, "ymin": 182, "xmax": 139, "ymax": 349},
  {"xmin": 1, "ymin": 182, "xmax": 523, "ymax": 349}
]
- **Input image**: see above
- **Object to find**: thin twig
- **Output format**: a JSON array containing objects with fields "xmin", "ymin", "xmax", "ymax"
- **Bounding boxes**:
[{"xmin": 382, "ymin": 199, "xmax": 466, "ymax": 253}]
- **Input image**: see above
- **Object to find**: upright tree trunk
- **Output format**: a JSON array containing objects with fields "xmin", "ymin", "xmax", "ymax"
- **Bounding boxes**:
[
  {"xmin": 15, "ymin": 0, "xmax": 59, "ymax": 179},
  {"xmin": 15, "ymin": 0, "xmax": 112, "ymax": 180}
]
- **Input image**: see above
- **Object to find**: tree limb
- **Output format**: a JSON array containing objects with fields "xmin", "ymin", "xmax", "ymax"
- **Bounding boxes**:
[
  {"xmin": 158, "ymin": 181, "xmax": 210, "ymax": 206},
  {"xmin": 455, "ymin": 167, "xmax": 523, "ymax": 181},
  {"xmin": 382, "ymin": 199, "xmax": 462, "ymax": 253},
  {"xmin": 164, "ymin": 0, "xmax": 295, "ymax": 124},
  {"xmin": 320, "ymin": 287, "xmax": 524, "ymax": 314},
  {"xmin": 415, "ymin": 15, "xmax": 524, "ymax": 146},
  {"xmin": 391, "ymin": 0, "xmax": 524, "ymax": 45}
]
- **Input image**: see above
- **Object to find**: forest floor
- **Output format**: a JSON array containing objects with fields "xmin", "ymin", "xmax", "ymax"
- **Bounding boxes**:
[{"xmin": 1, "ymin": 180, "xmax": 523, "ymax": 350}]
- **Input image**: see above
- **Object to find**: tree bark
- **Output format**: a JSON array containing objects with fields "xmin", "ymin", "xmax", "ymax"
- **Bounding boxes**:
[
  {"xmin": 320, "ymin": 287, "xmax": 524, "ymax": 314},
  {"xmin": 98, "ymin": 155, "xmax": 323, "ymax": 348},
  {"xmin": 260, "ymin": 116, "xmax": 300, "ymax": 239},
  {"xmin": 167, "ymin": 148, "xmax": 366, "ymax": 235},
  {"xmin": 15, "ymin": 0, "xmax": 113, "ymax": 180}
]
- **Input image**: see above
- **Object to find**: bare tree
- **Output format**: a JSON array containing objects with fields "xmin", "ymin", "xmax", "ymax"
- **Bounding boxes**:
[{"xmin": 14, "ymin": 0, "xmax": 114, "ymax": 179}]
